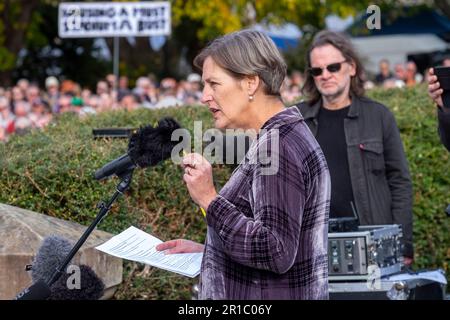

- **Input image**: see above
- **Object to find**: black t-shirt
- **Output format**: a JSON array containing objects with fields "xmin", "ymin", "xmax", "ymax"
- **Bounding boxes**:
[{"xmin": 316, "ymin": 106, "xmax": 355, "ymax": 218}]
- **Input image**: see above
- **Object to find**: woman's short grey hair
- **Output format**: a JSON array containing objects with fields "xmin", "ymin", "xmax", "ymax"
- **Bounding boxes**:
[{"xmin": 194, "ymin": 29, "xmax": 287, "ymax": 96}]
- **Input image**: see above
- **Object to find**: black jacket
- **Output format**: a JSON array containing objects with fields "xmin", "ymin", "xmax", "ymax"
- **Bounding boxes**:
[
  {"xmin": 297, "ymin": 95, "xmax": 414, "ymax": 258},
  {"xmin": 438, "ymin": 108, "xmax": 450, "ymax": 151}
]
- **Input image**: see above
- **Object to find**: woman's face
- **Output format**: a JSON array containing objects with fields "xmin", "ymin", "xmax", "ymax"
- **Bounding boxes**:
[{"xmin": 200, "ymin": 56, "xmax": 249, "ymax": 129}]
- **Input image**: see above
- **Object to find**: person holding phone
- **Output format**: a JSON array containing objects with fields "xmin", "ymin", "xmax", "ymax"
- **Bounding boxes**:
[{"xmin": 428, "ymin": 66, "xmax": 450, "ymax": 151}]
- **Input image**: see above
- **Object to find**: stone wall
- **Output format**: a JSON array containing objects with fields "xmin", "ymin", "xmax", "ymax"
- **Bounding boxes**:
[{"xmin": 0, "ymin": 203, "xmax": 122, "ymax": 299}]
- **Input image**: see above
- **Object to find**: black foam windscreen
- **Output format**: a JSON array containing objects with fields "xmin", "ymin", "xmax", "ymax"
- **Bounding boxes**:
[
  {"xmin": 128, "ymin": 117, "xmax": 181, "ymax": 168},
  {"xmin": 31, "ymin": 235, "xmax": 73, "ymax": 284},
  {"xmin": 48, "ymin": 265, "xmax": 105, "ymax": 300}
]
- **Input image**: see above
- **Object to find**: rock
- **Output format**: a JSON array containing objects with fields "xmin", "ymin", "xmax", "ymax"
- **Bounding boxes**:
[{"xmin": 0, "ymin": 203, "xmax": 122, "ymax": 299}]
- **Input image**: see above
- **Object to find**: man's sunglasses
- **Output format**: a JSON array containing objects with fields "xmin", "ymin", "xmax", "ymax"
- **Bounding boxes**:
[{"xmin": 309, "ymin": 61, "xmax": 347, "ymax": 77}]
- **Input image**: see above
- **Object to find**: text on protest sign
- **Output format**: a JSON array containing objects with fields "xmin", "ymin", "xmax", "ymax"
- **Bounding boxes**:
[{"xmin": 58, "ymin": 2, "xmax": 171, "ymax": 38}]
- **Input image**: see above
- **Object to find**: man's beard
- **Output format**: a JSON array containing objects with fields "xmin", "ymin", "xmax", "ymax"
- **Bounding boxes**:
[{"xmin": 319, "ymin": 85, "xmax": 347, "ymax": 102}]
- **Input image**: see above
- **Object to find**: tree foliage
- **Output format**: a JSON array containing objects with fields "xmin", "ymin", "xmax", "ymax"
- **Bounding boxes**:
[
  {"xmin": 0, "ymin": 0, "xmax": 39, "ymax": 85},
  {"xmin": 171, "ymin": 0, "xmax": 368, "ymax": 41},
  {"xmin": 15, "ymin": 1, "xmax": 110, "ymax": 89}
]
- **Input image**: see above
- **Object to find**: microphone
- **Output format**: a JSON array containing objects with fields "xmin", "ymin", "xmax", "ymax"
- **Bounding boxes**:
[
  {"xmin": 93, "ymin": 153, "xmax": 135, "ymax": 181},
  {"xmin": 94, "ymin": 117, "xmax": 181, "ymax": 180},
  {"xmin": 15, "ymin": 266, "xmax": 105, "ymax": 300},
  {"xmin": 15, "ymin": 236, "xmax": 105, "ymax": 300},
  {"xmin": 14, "ymin": 236, "xmax": 72, "ymax": 300},
  {"xmin": 14, "ymin": 281, "xmax": 51, "ymax": 300},
  {"xmin": 48, "ymin": 265, "xmax": 105, "ymax": 300},
  {"xmin": 30, "ymin": 235, "xmax": 73, "ymax": 283}
]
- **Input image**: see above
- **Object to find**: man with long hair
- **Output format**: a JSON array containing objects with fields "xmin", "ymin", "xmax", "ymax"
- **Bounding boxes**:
[{"xmin": 298, "ymin": 31, "xmax": 414, "ymax": 265}]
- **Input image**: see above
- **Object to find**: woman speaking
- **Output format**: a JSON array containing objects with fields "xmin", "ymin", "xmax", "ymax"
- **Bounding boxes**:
[{"xmin": 157, "ymin": 29, "xmax": 330, "ymax": 300}]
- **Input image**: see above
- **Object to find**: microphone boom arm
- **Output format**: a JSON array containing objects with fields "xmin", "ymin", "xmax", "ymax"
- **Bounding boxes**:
[{"xmin": 47, "ymin": 170, "xmax": 133, "ymax": 286}]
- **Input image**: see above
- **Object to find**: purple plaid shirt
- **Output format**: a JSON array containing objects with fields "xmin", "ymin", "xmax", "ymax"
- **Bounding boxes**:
[{"xmin": 199, "ymin": 107, "xmax": 330, "ymax": 300}]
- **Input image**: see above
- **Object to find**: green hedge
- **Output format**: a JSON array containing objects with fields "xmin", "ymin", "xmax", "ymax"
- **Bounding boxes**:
[
  {"xmin": 0, "ymin": 106, "xmax": 230, "ymax": 299},
  {"xmin": 1, "ymin": 85, "xmax": 449, "ymax": 298}
]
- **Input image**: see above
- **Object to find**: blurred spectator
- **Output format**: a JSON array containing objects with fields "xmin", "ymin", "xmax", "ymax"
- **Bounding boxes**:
[
  {"xmin": 0, "ymin": 126, "xmax": 5, "ymax": 142},
  {"xmin": 11, "ymin": 86, "xmax": 25, "ymax": 113},
  {"xmin": 182, "ymin": 73, "xmax": 203, "ymax": 105},
  {"xmin": 291, "ymin": 70, "xmax": 304, "ymax": 88},
  {"xmin": 362, "ymin": 70, "xmax": 375, "ymax": 90},
  {"xmin": 405, "ymin": 61, "xmax": 422, "ymax": 87},
  {"xmin": 0, "ymin": 96, "xmax": 11, "ymax": 116},
  {"xmin": 26, "ymin": 85, "xmax": 40, "ymax": 105},
  {"xmin": 118, "ymin": 76, "xmax": 131, "ymax": 101},
  {"xmin": 0, "ymin": 96, "xmax": 14, "ymax": 140},
  {"xmin": 14, "ymin": 117, "xmax": 33, "ymax": 136},
  {"xmin": 288, "ymin": 84, "xmax": 302, "ymax": 101},
  {"xmin": 12, "ymin": 86, "xmax": 25, "ymax": 102},
  {"xmin": 154, "ymin": 77, "xmax": 182, "ymax": 109},
  {"xmin": 98, "ymin": 92, "xmax": 116, "ymax": 112},
  {"xmin": 106, "ymin": 73, "xmax": 116, "ymax": 90},
  {"xmin": 96, "ymin": 80, "xmax": 109, "ymax": 96},
  {"xmin": 81, "ymin": 88, "xmax": 92, "ymax": 105},
  {"xmin": 29, "ymin": 99, "xmax": 53, "ymax": 129},
  {"xmin": 177, "ymin": 80, "xmax": 189, "ymax": 101},
  {"xmin": 17, "ymin": 79, "xmax": 30, "ymax": 96},
  {"xmin": 3, "ymin": 87, "xmax": 11, "ymax": 101},
  {"xmin": 13, "ymin": 100, "xmax": 32, "ymax": 135},
  {"xmin": 289, "ymin": 70, "xmax": 304, "ymax": 101},
  {"xmin": 58, "ymin": 95, "xmax": 74, "ymax": 114},
  {"xmin": 78, "ymin": 100, "xmax": 97, "ymax": 117},
  {"xmin": 77, "ymin": 94, "xmax": 100, "ymax": 117},
  {"xmin": 86, "ymin": 95, "xmax": 100, "ymax": 110},
  {"xmin": 44, "ymin": 76, "xmax": 60, "ymax": 113},
  {"xmin": 281, "ymin": 72, "xmax": 303, "ymax": 103},
  {"xmin": 280, "ymin": 77, "xmax": 292, "ymax": 103},
  {"xmin": 120, "ymin": 94, "xmax": 139, "ymax": 111},
  {"xmin": 394, "ymin": 63, "xmax": 406, "ymax": 81},
  {"xmin": 133, "ymin": 76, "xmax": 157, "ymax": 107},
  {"xmin": 60, "ymin": 79, "xmax": 79, "ymax": 96},
  {"xmin": 70, "ymin": 95, "xmax": 84, "ymax": 114},
  {"xmin": 375, "ymin": 59, "xmax": 394, "ymax": 85},
  {"xmin": 394, "ymin": 63, "xmax": 406, "ymax": 88}
]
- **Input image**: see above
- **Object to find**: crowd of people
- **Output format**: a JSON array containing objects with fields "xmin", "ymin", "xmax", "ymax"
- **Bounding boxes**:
[
  {"xmin": 0, "ymin": 69, "xmax": 303, "ymax": 142},
  {"xmin": 0, "ymin": 73, "xmax": 204, "ymax": 142},
  {"xmin": 372, "ymin": 57, "xmax": 450, "ymax": 89},
  {"xmin": 1, "ymin": 51, "xmax": 449, "ymax": 143}
]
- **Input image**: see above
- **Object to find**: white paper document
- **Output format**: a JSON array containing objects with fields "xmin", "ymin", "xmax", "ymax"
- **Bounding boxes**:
[{"xmin": 96, "ymin": 226, "xmax": 203, "ymax": 278}]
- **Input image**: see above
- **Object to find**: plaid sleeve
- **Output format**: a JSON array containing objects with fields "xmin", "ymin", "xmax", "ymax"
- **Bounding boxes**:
[{"xmin": 206, "ymin": 137, "xmax": 307, "ymax": 274}]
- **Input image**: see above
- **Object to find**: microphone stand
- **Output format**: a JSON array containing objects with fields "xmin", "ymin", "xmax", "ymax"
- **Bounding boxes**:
[{"xmin": 46, "ymin": 170, "xmax": 133, "ymax": 287}]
